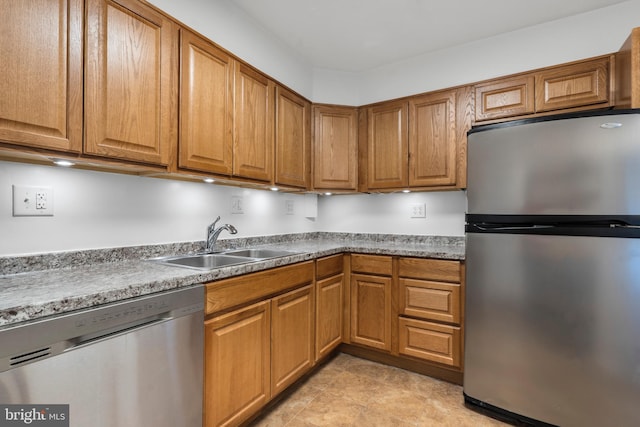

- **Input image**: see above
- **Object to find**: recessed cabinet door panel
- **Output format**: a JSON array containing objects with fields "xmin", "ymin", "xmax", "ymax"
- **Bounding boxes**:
[
  {"xmin": 535, "ymin": 58, "xmax": 609, "ymax": 112},
  {"xmin": 316, "ymin": 273, "xmax": 344, "ymax": 361},
  {"xmin": 275, "ymin": 87, "xmax": 310, "ymax": 188},
  {"xmin": 350, "ymin": 273, "xmax": 392, "ymax": 351},
  {"xmin": 398, "ymin": 317, "xmax": 461, "ymax": 367},
  {"xmin": 271, "ymin": 285, "xmax": 314, "ymax": 396},
  {"xmin": 0, "ymin": 0, "xmax": 82, "ymax": 152},
  {"xmin": 204, "ymin": 301, "xmax": 271, "ymax": 427},
  {"xmin": 179, "ymin": 29, "xmax": 233, "ymax": 175},
  {"xmin": 475, "ymin": 75, "xmax": 535, "ymax": 121},
  {"xmin": 409, "ymin": 91, "xmax": 457, "ymax": 187},
  {"xmin": 312, "ymin": 106, "xmax": 358, "ymax": 190},
  {"xmin": 233, "ymin": 64, "xmax": 274, "ymax": 182},
  {"xmin": 366, "ymin": 101, "xmax": 408, "ymax": 189},
  {"xmin": 85, "ymin": 0, "xmax": 176, "ymax": 165}
]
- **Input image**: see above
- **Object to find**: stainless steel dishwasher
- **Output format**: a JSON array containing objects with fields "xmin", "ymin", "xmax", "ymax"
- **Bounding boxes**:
[{"xmin": 0, "ymin": 285, "xmax": 204, "ymax": 427}]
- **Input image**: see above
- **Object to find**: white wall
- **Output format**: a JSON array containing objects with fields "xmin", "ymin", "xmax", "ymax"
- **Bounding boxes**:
[
  {"xmin": 316, "ymin": 192, "xmax": 466, "ymax": 236},
  {"xmin": 0, "ymin": 161, "xmax": 316, "ymax": 255}
]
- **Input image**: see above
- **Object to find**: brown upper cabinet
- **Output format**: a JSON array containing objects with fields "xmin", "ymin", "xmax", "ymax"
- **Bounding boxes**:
[
  {"xmin": 0, "ymin": 0, "xmax": 83, "ymax": 153},
  {"xmin": 312, "ymin": 105, "xmax": 359, "ymax": 191},
  {"xmin": 363, "ymin": 87, "xmax": 472, "ymax": 191},
  {"xmin": 233, "ymin": 64, "xmax": 275, "ymax": 182},
  {"xmin": 365, "ymin": 100, "xmax": 409, "ymax": 189},
  {"xmin": 475, "ymin": 56, "xmax": 611, "ymax": 122},
  {"xmin": 178, "ymin": 29, "xmax": 234, "ymax": 175},
  {"xmin": 275, "ymin": 87, "xmax": 311, "ymax": 189},
  {"xmin": 84, "ymin": 0, "xmax": 177, "ymax": 166},
  {"xmin": 616, "ymin": 27, "xmax": 640, "ymax": 108}
]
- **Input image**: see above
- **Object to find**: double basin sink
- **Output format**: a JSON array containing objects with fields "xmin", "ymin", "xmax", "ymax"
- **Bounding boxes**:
[{"xmin": 150, "ymin": 248, "xmax": 300, "ymax": 271}]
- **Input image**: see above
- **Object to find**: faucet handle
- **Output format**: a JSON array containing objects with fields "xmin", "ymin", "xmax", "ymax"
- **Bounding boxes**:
[{"xmin": 209, "ymin": 216, "xmax": 221, "ymax": 230}]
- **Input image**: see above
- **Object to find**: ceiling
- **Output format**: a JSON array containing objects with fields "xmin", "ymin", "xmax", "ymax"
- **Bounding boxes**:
[{"xmin": 230, "ymin": 0, "xmax": 628, "ymax": 72}]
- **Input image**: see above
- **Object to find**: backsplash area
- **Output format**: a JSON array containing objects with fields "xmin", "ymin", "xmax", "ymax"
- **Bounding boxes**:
[{"xmin": 0, "ymin": 161, "xmax": 465, "ymax": 256}]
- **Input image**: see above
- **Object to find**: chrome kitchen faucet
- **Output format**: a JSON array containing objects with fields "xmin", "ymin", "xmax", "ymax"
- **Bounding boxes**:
[{"xmin": 205, "ymin": 216, "xmax": 237, "ymax": 253}]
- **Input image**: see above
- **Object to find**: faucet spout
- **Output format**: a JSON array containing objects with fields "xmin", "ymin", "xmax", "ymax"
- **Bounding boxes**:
[{"xmin": 205, "ymin": 217, "xmax": 238, "ymax": 253}]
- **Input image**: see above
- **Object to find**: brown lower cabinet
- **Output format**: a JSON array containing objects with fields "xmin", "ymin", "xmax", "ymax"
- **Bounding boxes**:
[
  {"xmin": 204, "ymin": 258, "xmax": 345, "ymax": 427},
  {"xmin": 347, "ymin": 254, "xmax": 465, "ymax": 381},
  {"xmin": 204, "ymin": 253, "xmax": 465, "ymax": 426}
]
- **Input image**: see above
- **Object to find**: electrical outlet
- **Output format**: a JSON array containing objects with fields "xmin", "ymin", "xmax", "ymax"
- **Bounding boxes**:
[
  {"xmin": 284, "ymin": 199, "xmax": 295, "ymax": 215},
  {"xmin": 13, "ymin": 185, "xmax": 54, "ymax": 216},
  {"xmin": 231, "ymin": 195, "xmax": 244, "ymax": 214},
  {"xmin": 410, "ymin": 203, "xmax": 426, "ymax": 218}
]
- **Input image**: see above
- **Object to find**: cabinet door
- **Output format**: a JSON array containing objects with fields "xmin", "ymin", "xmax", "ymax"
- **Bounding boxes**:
[
  {"xmin": 275, "ymin": 86, "xmax": 310, "ymax": 188},
  {"xmin": 85, "ymin": 0, "xmax": 177, "ymax": 165},
  {"xmin": 366, "ymin": 101, "xmax": 408, "ymax": 189},
  {"xmin": 535, "ymin": 57, "xmax": 609, "ymax": 113},
  {"xmin": 316, "ymin": 273, "xmax": 344, "ymax": 361},
  {"xmin": 178, "ymin": 29, "xmax": 233, "ymax": 175},
  {"xmin": 204, "ymin": 301, "xmax": 271, "ymax": 427},
  {"xmin": 474, "ymin": 75, "xmax": 535, "ymax": 121},
  {"xmin": 271, "ymin": 285, "xmax": 314, "ymax": 396},
  {"xmin": 312, "ymin": 105, "xmax": 358, "ymax": 190},
  {"xmin": 0, "ymin": 0, "xmax": 82, "ymax": 152},
  {"xmin": 408, "ymin": 90, "xmax": 457, "ymax": 187},
  {"xmin": 233, "ymin": 64, "xmax": 274, "ymax": 182},
  {"xmin": 350, "ymin": 273, "xmax": 392, "ymax": 351}
]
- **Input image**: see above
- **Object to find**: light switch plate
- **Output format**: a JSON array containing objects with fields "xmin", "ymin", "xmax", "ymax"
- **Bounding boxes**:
[{"xmin": 13, "ymin": 185, "xmax": 54, "ymax": 216}]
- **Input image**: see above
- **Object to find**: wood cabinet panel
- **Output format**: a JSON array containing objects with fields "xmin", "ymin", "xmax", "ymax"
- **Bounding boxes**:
[
  {"xmin": 400, "ymin": 278, "xmax": 461, "ymax": 324},
  {"xmin": 275, "ymin": 87, "xmax": 310, "ymax": 188},
  {"xmin": 350, "ymin": 273, "xmax": 392, "ymax": 351},
  {"xmin": 366, "ymin": 101, "xmax": 408, "ymax": 189},
  {"xmin": 271, "ymin": 285, "xmax": 314, "ymax": 396},
  {"xmin": 616, "ymin": 27, "xmax": 640, "ymax": 108},
  {"xmin": 0, "ymin": 0, "xmax": 82, "ymax": 152},
  {"xmin": 351, "ymin": 254, "xmax": 393, "ymax": 276},
  {"xmin": 312, "ymin": 105, "xmax": 358, "ymax": 190},
  {"xmin": 233, "ymin": 64, "xmax": 274, "ymax": 182},
  {"xmin": 316, "ymin": 273, "xmax": 344, "ymax": 361},
  {"xmin": 205, "ymin": 261, "xmax": 314, "ymax": 315},
  {"xmin": 535, "ymin": 58, "xmax": 609, "ymax": 112},
  {"xmin": 178, "ymin": 29, "xmax": 233, "ymax": 174},
  {"xmin": 408, "ymin": 90, "xmax": 457, "ymax": 187},
  {"xmin": 204, "ymin": 300, "xmax": 271, "ymax": 427},
  {"xmin": 475, "ymin": 75, "xmax": 535, "ymax": 121},
  {"xmin": 398, "ymin": 258, "xmax": 461, "ymax": 283},
  {"xmin": 316, "ymin": 254, "xmax": 344, "ymax": 279},
  {"xmin": 398, "ymin": 317, "xmax": 461, "ymax": 368},
  {"xmin": 85, "ymin": 0, "xmax": 177, "ymax": 165}
]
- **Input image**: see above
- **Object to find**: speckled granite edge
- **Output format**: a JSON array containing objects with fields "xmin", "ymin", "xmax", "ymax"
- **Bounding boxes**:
[{"xmin": 1, "ymin": 232, "xmax": 463, "ymax": 275}]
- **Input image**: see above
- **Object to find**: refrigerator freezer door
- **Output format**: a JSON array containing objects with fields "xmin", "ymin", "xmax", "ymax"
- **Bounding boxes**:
[
  {"xmin": 467, "ymin": 112, "xmax": 640, "ymax": 216},
  {"xmin": 464, "ymin": 232, "xmax": 640, "ymax": 427}
]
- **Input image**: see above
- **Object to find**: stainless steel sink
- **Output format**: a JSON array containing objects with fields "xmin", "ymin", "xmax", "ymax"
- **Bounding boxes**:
[
  {"xmin": 150, "ymin": 254, "xmax": 253, "ymax": 270},
  {"xmin": 223, "ymin": 248, "xmax": 298, "ymax": 259},
  {"xmin": 149, "ymin": 248, "xmax": 300, "ymax": 271}
]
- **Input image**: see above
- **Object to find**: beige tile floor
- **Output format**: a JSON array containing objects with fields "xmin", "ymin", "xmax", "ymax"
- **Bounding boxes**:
[{"xmin": 249, "ymin": 353, "xmax": 509, "ymax": 426}]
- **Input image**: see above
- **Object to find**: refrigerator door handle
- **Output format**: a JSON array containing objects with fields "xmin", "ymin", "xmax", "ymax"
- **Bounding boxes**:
[{"xmin": 472, "ymin": 224, "xmax": 555, "ymax": 231}]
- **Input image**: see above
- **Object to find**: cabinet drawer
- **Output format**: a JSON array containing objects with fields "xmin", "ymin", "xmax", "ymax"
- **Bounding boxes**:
[
  {"xmin": 475, "ymin": 75, "xmax": 535, "ymax": 121},
  {"xmin": 206, "ymin": 261, "xmax": 314, "ymax": 315},
  {"xmin": 316, "ymin": 254, "xmax": 344, "ymax": 279},
  {"xmin": 400, "ymin": 278, "xmax": 460, "ymax": 324},
  {"xmin": 535, "ymin": 57, "xmax": 609, "ymax": 112},
  {"xmin": 398, "ymin": 258, "xmax": 460, "ymax": 283},
  {"xmin": 398, "ymin": 317, "xmax": 461, "ymax": 368},
  {"xmin": 351, "ymin": 254, "xmax": 392, "ymax": 276}
]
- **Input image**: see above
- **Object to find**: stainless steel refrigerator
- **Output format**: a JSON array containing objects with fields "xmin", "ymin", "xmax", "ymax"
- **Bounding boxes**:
[{"xmin": 464, "ymin": 110, "xmax": 640, "ymax": 427}]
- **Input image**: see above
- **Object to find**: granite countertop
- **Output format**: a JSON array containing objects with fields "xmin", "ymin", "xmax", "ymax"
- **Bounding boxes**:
[{"xmin": 0, "ymin": 233, "xmax": 464, "ymax": 329}]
